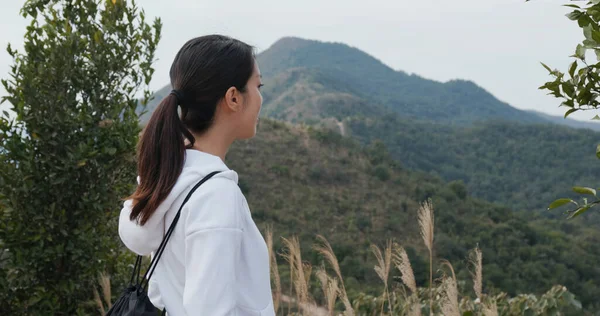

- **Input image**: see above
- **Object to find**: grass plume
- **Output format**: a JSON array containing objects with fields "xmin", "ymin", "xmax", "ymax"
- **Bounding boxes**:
[
  {"xmin": 314, "ymin": 235, "xmax": 354, "ymax": 316},
  {"xmin": 316, "ymin": 267, "xmax": 340, "ymax": 315},
  {"xmin": 439, "ymin": 260, "xmax": 459, "ymax": 316},
  {"xmin": 266, "ymin": 226, "xmax": 282, "ymax": 313},
  {"xmin": 371, "ymin": 240, "xmax": 393, "ymax": 315},
  {"xmin": 418, "ymin": 199, "xmax": 434, "ymax": 315},
  {"xmin": 470, "ymin": 246, "xmax": 483, "ymax": 300},
  {"xmin": 281, "ymin": 236, "xmax": 311, "ymax": 307},
  {"xmin": 393, "ymin": 243, "xmax": 420, "ymax": 316},
  {"xmin": 469, "ymin": 246, "xmax": 498, "ymax": 316},
  {"xmin": 99, "ymin": 272, "xmax": 111, "ymax": 309},
  {"xmin": 392, "ymin": 243, "xmax": 417, "ymax": 294},
  {"xmin": 93, "ymin": 287, "xmax": 105, "ymax": 315}
]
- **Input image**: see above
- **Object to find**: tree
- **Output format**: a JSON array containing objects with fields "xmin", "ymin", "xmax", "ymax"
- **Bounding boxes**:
[
  {"xmin": 537, "ymin": 0, "xmax": 600, "ymax": 218},
  {"xmin": 0, "ymin": 0, "xmax": 160, "ymax": 314}
]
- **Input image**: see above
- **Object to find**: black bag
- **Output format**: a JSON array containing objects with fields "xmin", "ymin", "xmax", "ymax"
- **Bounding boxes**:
[{"xmin": 106, "ymin": 171, "xmax": 221, "ymax": 316}]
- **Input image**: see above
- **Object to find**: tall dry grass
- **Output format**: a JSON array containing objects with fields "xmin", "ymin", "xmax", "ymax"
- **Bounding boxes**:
[
  {"xmin": 371, "ymin": 240, "xmax": 393, "ymax": 315},
  {"xmin": 281, "ymin": 236, "xmax": 312, "ymax": 310},
  {"xmin": 269, "ymin": 199, "xmax": 505, "ymax": 316},
  {"xmin": 92, "ymin": 273, "xmax": 112, "ymax": 315},
  {"xmin": 439, "ymin": 260, "xmax": 459, "ymax": 316},
  {"xmin": 392, "ymin": 244, "xmax": 417, "ymax": 294},
  {"xmin": 316, "ymin": 267, "xmax": 339, "ymax": 315},
  {"xmin": 469, "ymin": 246, "xmax": 498, "ymax": 316},
  {"xmin": 417, "ymin": 199, "xmax": 434, "ymax": 315},
  {"xmin": 267, "ymin": 226, "xmax": 282, "ymax": 313},
  {"xmin": 314, "ymin": 235, "xmax": 354, "ymax": 316},
  {"xmin": 470, "ymin": 246, "xmax": 483, "ymax": 301},
  {"xmin": 392, "ymin": 243, "xmax": 419, "ymax": 316}
]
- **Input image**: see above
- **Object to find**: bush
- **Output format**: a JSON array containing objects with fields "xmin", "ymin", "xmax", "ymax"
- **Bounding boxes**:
[
  {"xmin": 373, "ymin": 164, "xmax": 391, "ymax": 181},
  {"xmin": 0, "ymin": 0, "xmax": 160, "ymax": 313},
  {"xmin": 448, "ymin": 180, "xmax": 468, "ymax": 200}
]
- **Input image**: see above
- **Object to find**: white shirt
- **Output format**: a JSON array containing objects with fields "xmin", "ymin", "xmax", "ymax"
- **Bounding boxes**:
[{"xmin": 119, "ymin": 149, "xmax": 275, "ymax": 316}]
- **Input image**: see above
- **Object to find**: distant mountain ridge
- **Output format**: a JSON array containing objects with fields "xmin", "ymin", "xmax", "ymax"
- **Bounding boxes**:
[
  {"xmin": 253, "ymin": 37, "xmax": 600, "ymax": 214},
  {"xmin": 257, "ymin": 37, "xmax": 546, "ymax": 125},
  {"xmin": 142, "ymin": 36, "xmax": 600, "ymax": 130}
]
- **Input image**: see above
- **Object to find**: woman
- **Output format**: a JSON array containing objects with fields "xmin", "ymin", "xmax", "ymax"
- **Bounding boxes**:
[{"xmin": 118, "ymin": 35, "xmax": 274, "ymax": 316}]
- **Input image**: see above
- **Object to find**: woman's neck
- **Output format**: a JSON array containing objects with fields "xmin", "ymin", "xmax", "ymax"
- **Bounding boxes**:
[{"xmin": 187, "ymin": 128, "xmax": 232, "ymax": 162}]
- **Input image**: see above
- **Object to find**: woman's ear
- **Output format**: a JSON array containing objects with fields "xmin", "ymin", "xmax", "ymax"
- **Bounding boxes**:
[{"xmin": 224, "ymin": 86, "xmax": 242, "ymax": 112}]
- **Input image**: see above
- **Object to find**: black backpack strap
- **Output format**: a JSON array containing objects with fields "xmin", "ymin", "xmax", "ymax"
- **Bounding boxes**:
[
  {"xmin": 137, "ymin": 171, "xmax": 222, "ymax": 291},
  {"xmin": 128, "ymin": 255, "xmax": 143, "ymax": 287}
]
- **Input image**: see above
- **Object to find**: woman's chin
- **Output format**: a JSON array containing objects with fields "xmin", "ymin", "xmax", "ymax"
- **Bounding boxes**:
[{"xmin": 238, "ymin": 127, "xmax": 257, "ymax": 140}]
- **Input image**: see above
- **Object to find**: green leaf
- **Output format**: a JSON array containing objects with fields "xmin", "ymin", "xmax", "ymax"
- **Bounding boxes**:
[
  {"xmin": 548, "ymin": 198, "xmax": 576, "ymax": 210},
  {"xmin": 592, "ymin": 29, "xmax": 600, "ymax": 44},
  {"xmin": 93, "ymin": 30, "xmax": 103, "ymax": 44},
  {"xmin": 573, "ymin": 186, "xmax": 597, "ymax": 196},
  {"xmin": 593, "ymin": 115, "xmax": 600, "ymax": 120},
  {"xmin": 569, "ymin": 61, "xmax": 578, "ymax": 77},
  {"xmin": 561, "ymin": 99, "xmax": 575, "ymax": 108},
  {"xmin": 563, "ymin": 4, "xmax": 581, "ymax": 9},
  {"xmin": 596, "ymin": 144, "xmax": 600, "ymax": 159},
  {"xmin": 569, "ymin": 205, "xmax": 591, "ymax": 219},
  {"xmin": 576, "ymin": 44, "xmax": 587, "ymax": 60},
  {"xmin": 566, "ymin": 10, "xmax": 584, "ymax": 21},
  {"xmin": 590, "ymin": 8, "xmax": 600, "ymax": 21},
  {"xmin": 562, "ymin": 82, "xmax": 575, "ymax": 97},
  {"xmin": 579, "ymin": 14, "xmax": 594, "ymax": 28},
  {"xmin": 584, "ymin": 25, "xmax": 594, "ymax": 42},
  {"xmin": 541, "ymin": 62, "xmax": 552, "ymax": 74},
  {"xmin": 26, "ymin": 295, "xmax": 42, "ymax": 307},
  {"xmin": 564, "ymin": 108, "xmax": 578, "ymax": 118},
  {"xmin": 542, "ymin": 80, "xmax": 562, "ymax": 97}
]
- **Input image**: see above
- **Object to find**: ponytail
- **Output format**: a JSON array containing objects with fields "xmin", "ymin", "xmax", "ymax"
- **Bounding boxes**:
[{"xmin": 128, "ymin": 92, "xmax": 192, "ymax": 225}]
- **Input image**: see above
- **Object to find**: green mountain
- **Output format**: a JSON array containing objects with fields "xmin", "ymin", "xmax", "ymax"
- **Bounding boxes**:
[
  {"xmin": 227, "ymin": 119, "xmax": 600, "ymax": 309},
  {"xmin": 260, "ymin": 67, "xmax": 391, "ymax": 125},
  {"xmin": 253, "ymin": 37, "xmax": 600, "ymax": 216},
  {"xmin": 257, "ymin": 37, "xmax": 547, "ymax": 125},
  {"xmin": 345, "ymin": 116, "xmax": 600, "ymax": 215}
]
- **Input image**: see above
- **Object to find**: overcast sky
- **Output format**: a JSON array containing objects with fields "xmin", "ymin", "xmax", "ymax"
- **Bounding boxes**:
[{"xmin": 0, "ymin": 0, "xmax": 593, "ymax": 121}]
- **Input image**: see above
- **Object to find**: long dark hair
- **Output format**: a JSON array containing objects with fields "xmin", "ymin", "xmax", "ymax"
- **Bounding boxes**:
[{"xmin": 129, "ymin": 35, "xmax": 255, "ymax": 225}]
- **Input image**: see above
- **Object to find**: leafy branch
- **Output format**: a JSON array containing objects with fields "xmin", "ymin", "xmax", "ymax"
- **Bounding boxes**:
[{"xmin": 538, "ymin": 0, "xmax": 600, "ymax": 218}]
